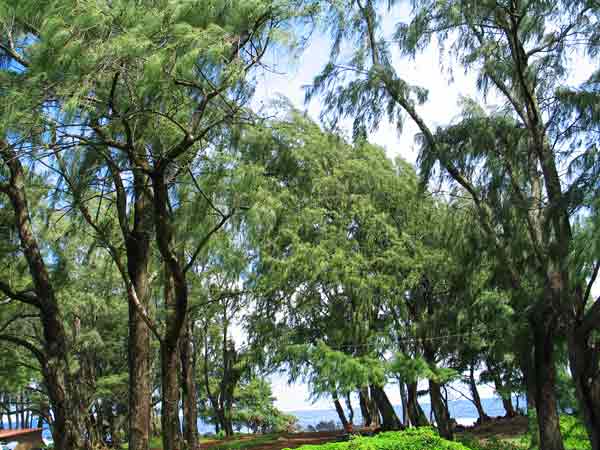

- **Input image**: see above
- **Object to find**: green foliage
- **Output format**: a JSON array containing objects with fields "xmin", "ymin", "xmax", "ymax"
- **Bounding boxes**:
[
  {"xmin": 521, "ymin": 416, "xmax": 591, "ymax": 450},
  {"xmin": 233, "ymin": 378, "xmax": 298, "ymax": 433},
  {"xmin": 285, "ymin": 428, "xmax": 473, "ymax": 450}
]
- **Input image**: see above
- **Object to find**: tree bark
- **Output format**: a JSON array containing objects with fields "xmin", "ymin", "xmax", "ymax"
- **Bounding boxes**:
[
  {"xmin": 428, "ymin": 378, "xmax": 453, "ymax": 440},
  {"xmin": 126, "ymin": 207, "xmax": 152, "ymax": 450},
  {"xmin": 161, "ymin": 342, "xmax": 183, "ymax": 450},
  {"xmin": 406, "ymin": 382, "xmax": 428, "ymax": 427},
  {"xmin": 160, "ymin": 268, "xmax": 183, "ymax": 450},
  {"xmin": 332, "ymin": 394, "xmax": 349, "ymax": 430},
  {"xmin": 491, "ymin": 371, "xmax": 516, "ymax": 418},
  {"xmin": 345, "ymin": 393, "xmax": 354, "ymax": 425},
  {"xmin": 358, "ymin": 387, "xmax": 372, "ymax": 427},
  {"xmin": 532, "ymin": 318, "xmax": 564, "ymax": 450},
  {"xmin": 180, "ymin": 321, "xmax": 199, "ymax": 450},
  {"xmin": 371, "ymin": 385, "xmax": 402, "ymax": 430},
  {"xmin": 567, "ymin": 328, "xmax": 600, "ymax": 450},
  {"xmin": 1, "ymin": 144, "xmax": 86, "ymax": 450}
]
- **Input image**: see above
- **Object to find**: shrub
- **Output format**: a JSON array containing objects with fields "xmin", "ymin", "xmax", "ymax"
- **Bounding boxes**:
[{"xmin": 284, "ymin": 427, "xmax": 473, "ymax": 450}]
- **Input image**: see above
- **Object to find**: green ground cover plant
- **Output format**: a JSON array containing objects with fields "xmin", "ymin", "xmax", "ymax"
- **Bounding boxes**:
[{"xmin": 285, "ymin": 428, "xmax": 472, "ymax": 450}]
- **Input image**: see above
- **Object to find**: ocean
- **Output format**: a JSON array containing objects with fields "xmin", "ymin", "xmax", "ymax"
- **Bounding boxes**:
[{"xmin": 289, "ymin": 396, "xmax": 524, "ymax": 431}]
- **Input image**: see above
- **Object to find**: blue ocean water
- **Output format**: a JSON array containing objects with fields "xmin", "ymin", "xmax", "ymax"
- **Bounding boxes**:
[{"xmin": 290, "ymin": 396, "xmax": 524, "ymax": 431}]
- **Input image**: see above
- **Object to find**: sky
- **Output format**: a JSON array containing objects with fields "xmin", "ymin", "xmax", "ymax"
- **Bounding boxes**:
[{"xmin": 245, "ymin": 2, "xmax": 600, "ymax": 412}]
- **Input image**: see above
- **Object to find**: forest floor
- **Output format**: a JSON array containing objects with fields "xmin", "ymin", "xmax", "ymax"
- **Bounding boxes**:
[{"xmin": 192, "ymin": 416, "xmax": 530, "ymax": 450}]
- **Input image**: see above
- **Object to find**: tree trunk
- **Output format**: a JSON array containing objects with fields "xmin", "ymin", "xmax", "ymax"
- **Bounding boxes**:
[
  {"xmin": 180, "ymin": 321, "xmax": 199, "ymax": 450},
  {"xmin": 345, "ymin": 393, "xmax": 354, "ymax": 425},
  {"xmin": 428, "ymin": 378, "xmax": 453, "ymax": 439},
  {"xmin": 568, "ymin": 329, "xmax": 600, "ymax": 450},
  {"xmin": 332, "ymin": 394, "xmax": 349, "ymax": 430},
  {"xmin": 406, "ymin": 382, "xmax": 428, "ymax": 427},
  {"xmin": 371, "ymin": 385, "xmax": 402, "ymax": 430},
  {"xmin": 44, "ymin": 363, "xmax": 87, "ymax": 450},
  {"xmin": 1, "ymin": 144, "xmax": 86, "ymax": 450},
  {"xmin": 492, "ymin": 373, "xmax": 517, "ymax": 418},
  {"xmin": 153, "ymin": 170, "xmax": 189, "ymax": 449},
  {"xmin": 358, "ymin": 387, "xmax": 372, "ymax": 427},
  {"xmin": 398, "ymin": 380, "xmax": 408, "ymax": 427},
  {"xmin": 125, "ymin": 168, "xmax": 153, "ymax": 450},
  {"xmin": 161, "ymin": 268, "xmax": 183, "ymax": 450},
  {"xmin": 161, "ymin": 342, "xmax": 183, "ymax": 450},
  {"xmin": 532, "ymin": 319, "xmax": 564, "ymax": 450},
  {"xmin": 468, "ymin": 365, "xmax": 489, "ymax": 423},
  {"xmin": 126, "ymin": 254, "xmax": 152, "ymax": 450}
]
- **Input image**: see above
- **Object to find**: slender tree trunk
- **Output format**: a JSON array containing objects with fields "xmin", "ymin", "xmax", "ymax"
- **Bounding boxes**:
[
  {"xmin": 468, "ymin": 365, "xmax": 489, "ymax": 423},
  {"xmin": 153, "ymin": 171, "xmax": 189, "ymax": 450},
  {"xmin": 161, "ymin": 342, "xmax": 183, "ymax": 450},
  {"xmin": 332, "ymin": 394, "xmax": 349, "ymax": 430},
  {"xmin": 161, "ymin": 269, "xmax": 183, "ymax": 450},
  {"xmin": 532, "ymin": 318, "xmax": 564, "ymax": 450},
  {"xmin": 126, "ymin": 264, "xmax": 152, "ymax": 450},
  {"xmin": 358, "ymin": 387, "xmax": 372, "ymax": 427},
  {"xmin": 398, "ymin": 379, "xmax": 408, "ymax": 427},
  {"xmin": 19, "ymin": 393, "xmax": 25, "ymax": 429},
  {"xmin": 406, "ymin": 382, "xmax": 428, "ymax": 427},
  {"xmin": 428, "ymin": 378, "xmax": 453, "ymax": 440},
  {"xmin": 345, "ymin": 393, "xmax": 354, "ymax": 425},
  {"xmin": 567, "ymin": 329, "xmax": 600, "ymax": 450},
  {"xmin": 180, "ymin": 322, "xmax": 199, "ymax": 450},
  {"xmin": 371, "ymin": 385, "xmax": 402, "ymax": 430},
  {"xmin": 492, "ymin": 372, "xmax": 516, "ymax": 418}
]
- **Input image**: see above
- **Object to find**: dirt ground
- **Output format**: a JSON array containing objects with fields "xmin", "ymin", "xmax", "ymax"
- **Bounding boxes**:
[
  {"xmin": 198, "ymin": 430, "xmax": 349, "ymax": 450},
  {"xmin": 457, "ymin": 415, "xmax": 528, "ymax": 441}
]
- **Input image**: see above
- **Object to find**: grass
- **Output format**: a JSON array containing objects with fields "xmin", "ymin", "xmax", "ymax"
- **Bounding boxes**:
[
  {"xmin": 284, "ymin": 428, "xmax": 471, "ymax": 450},
  {"xmin": 457, "ymin": 415, "xmax": 590, "ymax": 450}
]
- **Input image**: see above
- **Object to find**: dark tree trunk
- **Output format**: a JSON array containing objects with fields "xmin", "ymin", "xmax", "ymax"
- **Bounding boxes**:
[
  {"xmin": 332, "ymin": 394, "xmax": 349, "ymax": 430},
  {"xmin": 345, "ymin": 393, "xmax": 354, "ymax": 425},
  {"xmin": 532, "ymin": 318, "xmax": 564, "ymax": 450},
  {"xmin": 468, "ymin": 365, "xmax": 489, "ymax": 423},
  {"xmin": 111, "ymin": 160, "xmax": 154, "ymax": 450},
  {"xmin": 406, "ymin": 382, "xmax": 428, "ymax": 427},
  {"xmin": 152, "ymin": 170, "xmax": 191, "ymax": 450},
  {"xmin": 568, "ymin": 328, "xmax": 600, "ymax": 450},
  {"xmin": 358, "ymin": 387, "xmax": 372, "ymax": 427},
  {"xmin": 160, "ymin": 269, "xmax": 183, "ymax": 450},
  {"xmin": 1, "ymin": 144, "xmax": 86, "ymax": 450},
  {"xmin": 492, "ymin": 372, "xmax": 517, "ymax": 418},
  {"xmin": 180, "ymin": 322, "xmax": 199, "ymax": 450},
  {"xmin": 371, "ymin": 385, "xmax": 402, "ymax": 430},
  {"xmin": 428, "ymin": 379, "xmax": 453, "ymax": 440},
  {"xmin": 126, "ymin": 217, "xmax": 152, "ymax": 450},
  {"xmin": 161, "ymin": 342, "xmax": 183, "ymax": 450}
]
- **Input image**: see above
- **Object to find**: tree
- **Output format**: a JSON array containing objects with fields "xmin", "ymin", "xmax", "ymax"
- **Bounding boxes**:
[{"xmin": 308, "ymin": 1, "xmax": 600, "ymax": 448}]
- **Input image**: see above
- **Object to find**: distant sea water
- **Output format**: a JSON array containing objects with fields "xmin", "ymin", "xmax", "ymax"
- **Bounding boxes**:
[
  {"xmin": 4, "ymin": 396, "xmax": 522, "ymax": 446},
  {"xmin": 289, "ymin": 396, "xmax": 525, "ymax": 430}
]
